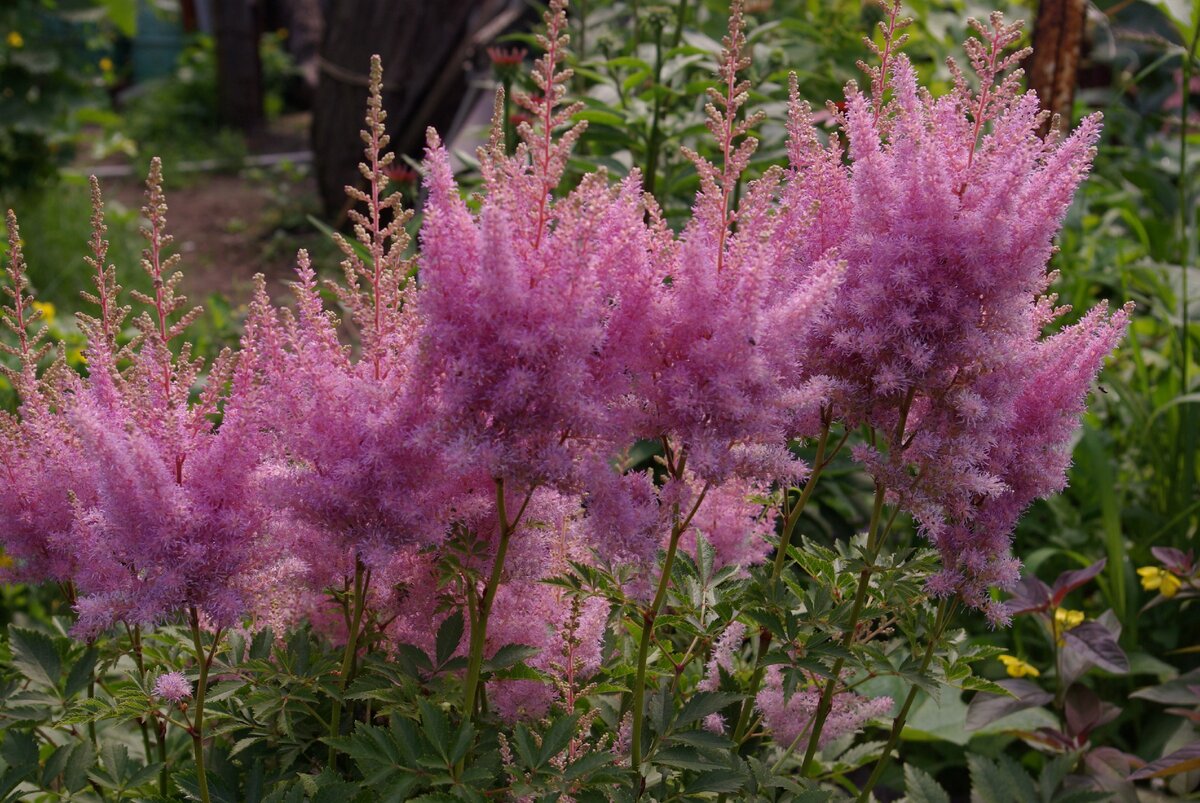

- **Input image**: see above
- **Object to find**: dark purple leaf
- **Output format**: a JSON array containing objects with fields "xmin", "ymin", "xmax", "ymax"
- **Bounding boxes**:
[
  {"xmin": 1065, "ymin": 684, "xmax": 1122, "ymax": 740},
  {"xmin": 1150, "ymin": 546, "xmax": 1193, "ymax": 575},
  {"xmin": 1008, "ymin": 575, "xmax": 1053, "ymax": 615},
  {"xmin": 1085, "ymin": 747, "xmax": 1140, "ymax": 799},
  {"xmin": 1013, "ymin": 726, "xmax": 1076, "ymax": 752},
  {"xmin": 1051, "ymin": 558, "xmax": 1107, "ymax": 607},
  {"xmin": 1129, "ymin": 741, "xmax": 1200, "ymax": 781},
  {"xmin": 1164, "ymin": 707, "xmax": 1200, "ymax": 723},
  {"xmin": 965, "ymin": 679, "xmax": 1053, "ymax": 732},
  {"xmin": 1064, "ymin": 622, "xmax": 1129, "ymax": 675},
  {"xmin": 1130, "ymin": 669, "xmax": 1200, "ymax": 705}
]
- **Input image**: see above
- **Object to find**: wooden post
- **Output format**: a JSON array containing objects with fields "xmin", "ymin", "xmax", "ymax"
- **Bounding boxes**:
[
  {"xmin": 312, "ymin": 0, "xmax": 478, "ymax": 217},
  {"xmin": 1027, "ymin": 0, "xmax": 1088, "ymax": 136},
  {"xmin": 213, "ymin": 0, "xmax": 265, "ymax": 131}
]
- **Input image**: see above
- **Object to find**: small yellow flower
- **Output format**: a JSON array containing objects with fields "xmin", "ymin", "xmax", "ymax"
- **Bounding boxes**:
[
  {"xmin": 1054, "ymin": 607, "xmax": 1084, "ymax": 630},
  {"xmin": 998, "ymin": 654, "xmax": 1040, "ymax": 678},
  {"xmin": 32, "ymin": 300, "xmax": 55, "ymax": 321},
  {"xmin": 0, "ymin": 549, "xmax": 13, "ymax": 570},
  {"xmin": 7, "ymin": 31, "xmax": 24, "ymax": 48},
  {"xmin": 99, "ymin": 57, "xmax": 114, "ymax": 72},
  {"xmin": 1138, "ymin": 566, "xmax": 1183, "ymax": 598}
]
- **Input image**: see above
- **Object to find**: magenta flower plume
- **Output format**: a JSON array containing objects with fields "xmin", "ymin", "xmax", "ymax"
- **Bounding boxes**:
[
  {"xmin": 63, "ymin": 161, "xmax": 270, "ymax": 637},
  {"xmin": 241, "ymin": 57, "xmax": 460, "ymax": 589},
  {"xmin": 0, "ymin": 209, "xmax": 88, "ymax": 585},
  {"xmin": 678, "ymin": 480, "xmax": 773, "ymax": 573},
  {"xmin": 785, "ymin": 11, "xmax": 1130, "ymax": 616},
  {"xmin": 756, "ymin": 666, "xmax": 893, "ymax": 749},
  {"xmin": 615, "ymin": 3, "xmax": 844, "ymax": 484},
  {"xmin": 153, "ymin": 671, "xmax": 192, "ymax": 703}
]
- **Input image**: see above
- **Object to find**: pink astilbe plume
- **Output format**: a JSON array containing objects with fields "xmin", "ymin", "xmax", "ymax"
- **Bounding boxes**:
[
  {"xmin": 54, "ymin": 161, "xmax": 269, "ymax": 636},
  {"xmin": 617, "ymin": 0, "xmax": 844, "ymax": 484},
  {"xmin": 678, "ymin": 480, "xmax": 773, "ymax": 573},
  {"xmin": 243, "ymin": 57, "xmax": 457, "ymax": 592},
  {"xmin": 0, "ymin": 209, "xmax": 86, "ymax": 585},
  {"xmin": 926, "ymin": 302, "xmax": 1131, "ymax": 622},
  {"xmin": 480, "ymin": 493, "xmax": 609, "ymax": 721},
  {"xmin": 756, "ymin": 666, "xmax": 893, "ymax": 750},
  {"xmin": 417, "ymin": 0, "xmax": 661, "ymax": 489},
  {"xmin": 788, "ymin": 5, "xmax": 1130, "ymax": 618}
]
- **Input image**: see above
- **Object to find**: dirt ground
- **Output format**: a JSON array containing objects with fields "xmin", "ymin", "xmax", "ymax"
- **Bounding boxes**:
[
  {"xmin": 84, "ymin": 113, "xmax": 328, "ymax": 309},
  {"xmin": 106, "ymin": 169, "xmax": 323, "ymax": 307}
]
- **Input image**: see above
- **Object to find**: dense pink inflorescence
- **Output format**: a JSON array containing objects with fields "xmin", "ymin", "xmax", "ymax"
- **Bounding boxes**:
[
  {"xmin": 786, "ymin": 12, "xmax": 1130, "ymax": 620},
  {"xmin": 0, "ymin": 214, "xmax": 86, "ymax": 585},
  {"xmin": 153, "ymin": 671, "xmax": 192, "ymax": 703},
  {"xmin": 757, "ymin": 666, "xmax": 893, "ymax": 749},
  {"xmin": 608, "ymin": 2, "xmax": 843, "ymax": 485},
  {"xmin": 0, "ymin": 0, "xmax": 1132, "ymax": 684},
  {"xmin": 71, "ymin": 174, "xmax": 268, "ymax": 635}
]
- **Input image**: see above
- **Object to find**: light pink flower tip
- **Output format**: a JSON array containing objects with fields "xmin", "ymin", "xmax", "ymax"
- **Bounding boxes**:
[{"xmin": 153, "ymin": 671, "xmax": 192, "ymax": 703}]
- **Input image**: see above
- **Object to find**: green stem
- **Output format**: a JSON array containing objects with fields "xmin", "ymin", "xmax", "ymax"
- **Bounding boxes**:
[
  {"xmin": 770, "ymin": 419, "xmax": 833, "ymax": 586},
  {"xmin": 854, "ymin": 600, "xmax": 955, "ymax": 802},
  {"xmin": 730, "ymin": 420, "xmax": 836, "ymax": 751},
  {"xmin": 798, "ymin": 481, "xmax": 888, "ymax": 775},
  {"xmin": 329, "ymin": 557, "xmax": 370, "ymax": 758},
  {"xmin": 728, "ymin": 629, "xmax": 769, "ymax": 747},
  {"xmin": 502, "ymin": 78, "xmax": 515, "ymax": 154},
  {"xmin": 643, "ymin": 19, "xmax": 666, "ymax": 197},
  {"xmin": 631, "ymin": 482, "xmax": 711, "ymax": 778},
  {"xmin": 672, "ymin": 0, "xmax": 689, "ymax": 49},
  {"xmin": 156, "ymin": 720, "xmax": 168, "ymax": 798},
  {"xmin": 187, "ymin": 608, "xmax": 218, "ymax": 803},
  {"xmin": 462, "ymin": 480, "xmax": 531, "ymax": 719},
  {"xmin": 1176, "ymin": 20, "xmax": 1199, "ymax": 543},
  {"xmin": 124, "ymin": 624, "xmax": 164, "ymax": 796}
]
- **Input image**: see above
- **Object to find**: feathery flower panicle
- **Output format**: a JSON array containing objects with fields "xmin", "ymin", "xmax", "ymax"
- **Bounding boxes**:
[
  {"xmin": 756, "ymin": 666, "xmax": 893, "ymax": 749},
  {"xmin": 482, "ymin": 493, "xmax": 608, "ymax": 721},
  {"xmin": 418, "ymin": 0, "xmax": 658, "ymax": 489},
  {"xmin": 619, "ymin": 1, "xmax": 844, "ymax": 484},
  {"xmin": 153, "ymin": 671, "xmax": 192, "ymax": 703},
  {"xmin": 787, "ymin": 5, "xmax": 1128, "ymax": 618},
  {"xmin": 699, "ymin": 621, "xmax": 747, "ymax": 693},
  {"xmin": 61, "ymin": 162, "xmax": 268, "ymax": 636},
  {"xmin": 0, "ymin": 211, "xmax": 86, "ymax": 585},
  {"xmin": 678, "ymin": 480, "xmax": 773, "ymax": 573},
  {"xmin": 243, "ymin": 57, "xmax": 457, "ymax": 589}
]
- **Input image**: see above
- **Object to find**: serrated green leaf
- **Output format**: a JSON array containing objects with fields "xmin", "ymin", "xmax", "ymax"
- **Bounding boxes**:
[
  {"xmin": 684, "ymin": 768, "xmax": 747, "ymax": 795},
  {"xmin": 63, "ymin": 646, "xmax": 98, "ymax": 700},
  {"xmin": 482, "ymin": 643, "xmax": 539, "ymax": 672},
  {"xmin": 903, "ymin": 763, "xmax": 949, "ymax": 803},
  {"xmin": 676, "ymin": 691, "xmax": 742, "ymax": 729},
  {"xmin": 9, "ymin": 626, "xmax": 61, "ymax": 689},
  {"xmin": 538, "ymin": 715, "xmax": 579, "ymax": 768},
  {"xmin": 435, "ymin": 611, "xmax": 463, "ymax": 668}
]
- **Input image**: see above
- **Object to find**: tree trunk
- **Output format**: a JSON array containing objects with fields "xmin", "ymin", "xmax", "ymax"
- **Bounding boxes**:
[
  {"xmin": 213, "ymin": 0, "xmax": 264, "ymax": 131},
  {"xmin": 1028, "ymin": 0, "xmax": 1088, "ymax": 136},
  {"xmin": 312, "ymin": 0, "xmax": 477, "ymax": 217}
]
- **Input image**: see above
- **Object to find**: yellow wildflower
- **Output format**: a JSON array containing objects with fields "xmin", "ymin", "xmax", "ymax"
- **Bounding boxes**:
[
  {"xmin": 998, "ymin": 654, "xmax": 1040, "ymax": 678},
  {"xmin": 1138, "ymin": 566, "xmax": 1182, "ymax": 598},
  {"xmin": 1054, "ymin": 607, "xmax": 1084, "ymax": 630},
  {"xmin": 7, "ymin": 31, "xmax": 23, "ymax": 48},
  {"xmin": 32, "ymin": 300, "xmax": 55, "ymax": 321},
  {"xmin": 0, "ymin": 549, "xmax": 12, "ymax": 570},
  {"xmin": 99, "ymin": 57, "xmax": 114, "ymax": 72}
]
